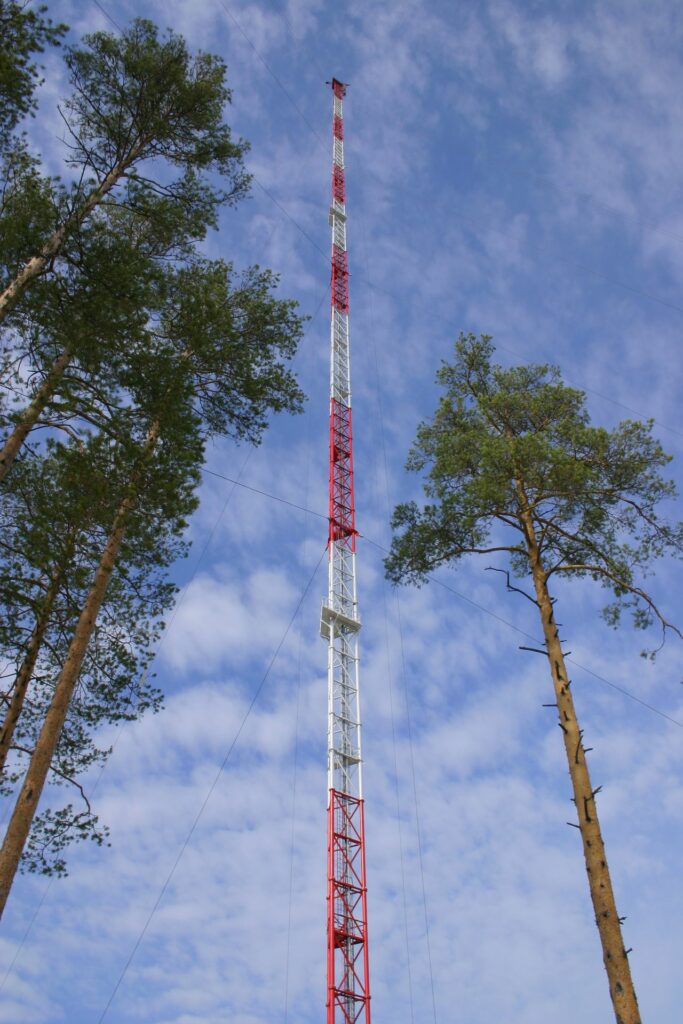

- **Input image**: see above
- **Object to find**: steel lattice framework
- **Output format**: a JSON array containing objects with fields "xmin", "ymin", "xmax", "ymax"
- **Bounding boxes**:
[{"xmin": 320, "ymin": 78, "xmax": 371, "ymax": 1024}]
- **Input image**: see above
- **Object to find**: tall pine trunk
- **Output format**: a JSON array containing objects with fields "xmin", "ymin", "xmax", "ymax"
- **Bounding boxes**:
[
  {"xmin": 0, "ymin": 424, "xmax": 157, "ymax": 916},
  {"xmin": 0, "ymin": 149, "xmax": 140, "ymax": 327},
  {"xmin": 518, "ymin": 497, "xmax": 641, "ymax": 1024},
  {"xmin": 0, "ymin": 566, "xmax": 64, "ymax": 774},
  {"xmin": 0, "ymin": 348, "xmax": 72, "ymax": 481}
]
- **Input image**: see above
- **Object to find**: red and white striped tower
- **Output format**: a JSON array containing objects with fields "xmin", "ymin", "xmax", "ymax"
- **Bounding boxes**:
[{"xmin": 319, "ymin": 79, "xmax": 371, "ymax": 1024}]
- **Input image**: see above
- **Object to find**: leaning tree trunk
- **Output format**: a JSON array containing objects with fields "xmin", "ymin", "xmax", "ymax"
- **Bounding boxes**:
[
  {"xmin": 0, "ymin": 424, "xmax": 158, "ymax": 917},
  {"xmin": 0, "ymin": 348, "xmax": 73, "ymax": 482},
  {"xmin": 0, "ymin": 148, "xmax": 141, "ymax": 327},
  {"xmin": 0, "ymin": 566, "xmax": 64, "ymax": 774},
  {"xmin": 519, "ymin": 499, "xmax": 641, "ymax": 1024}
]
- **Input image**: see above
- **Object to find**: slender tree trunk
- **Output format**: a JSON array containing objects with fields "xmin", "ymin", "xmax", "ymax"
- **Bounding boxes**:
[
  {"xmin": 0, "ymin": 149, "xmax": 140, "ymax": 326},
  {"xmin": 0, "ymin": 423, "xmax": 158, "ymax": 917},
  {"xmin": 0, "ymin": 348, "xmax": 73, "ymax": 482},
  {"xmin": 0, "ymin": 568, "xmax": 64, "ymax": 774},
  {"xmin": 518, "ymin": 497, "xmax": 641, "ymax": 1024}
]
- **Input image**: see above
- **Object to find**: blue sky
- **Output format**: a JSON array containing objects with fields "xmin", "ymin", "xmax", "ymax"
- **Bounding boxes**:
[{"xmin": 2, "ymin": 1, "xmax": 683, "ymax": 1022}]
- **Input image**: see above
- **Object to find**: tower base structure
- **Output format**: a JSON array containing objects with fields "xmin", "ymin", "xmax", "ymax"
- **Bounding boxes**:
[{"xmin": 327, "ymin": 790, "xmax": 370, "ymax": 1024}]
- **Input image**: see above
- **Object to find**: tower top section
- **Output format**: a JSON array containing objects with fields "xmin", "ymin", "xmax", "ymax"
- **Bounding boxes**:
[{"xmin": 329, "ymin": 78, "xmax": 348, "ymax": 98}]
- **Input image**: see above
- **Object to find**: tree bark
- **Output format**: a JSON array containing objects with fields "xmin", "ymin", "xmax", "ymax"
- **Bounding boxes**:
[
  {"xmin": 0, "ymin": 567, "xmax": 64, "ymax": 774},
  {"xmin": 0, "ymin": 422, "xmax": 158, "ymax": 917},
  {"xmin": 0, "ymin": 348, "xmax": 72, "ymax": 482},
  {"xmin": 518, "ymin": 494, "xmax": 641, "ymax": 1024},
  {"xmin": 0, "ymin": 149, "xmax": 140, "ymax": 327}
]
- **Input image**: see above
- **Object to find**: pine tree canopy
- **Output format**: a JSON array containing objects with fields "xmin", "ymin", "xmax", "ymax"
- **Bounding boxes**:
[
  {"xmin": 0, "ymin": 16, "xmax": 250, "ymax": 328},
  {"xmin": 385, "ymin": 333, "xmax": 683, "ymax": 654},
  {"xmin": 64, "ymin": 18, "xmax": 247, "ymax": 178},
  {"xmin": 0, "ymin": 1, "xmax": 67, "ymax": 140}
]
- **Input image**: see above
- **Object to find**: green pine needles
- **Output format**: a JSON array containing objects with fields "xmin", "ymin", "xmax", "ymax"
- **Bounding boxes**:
[{"xmin": 386, "ymin": 332, "xmax": 683, "ymax": 656}]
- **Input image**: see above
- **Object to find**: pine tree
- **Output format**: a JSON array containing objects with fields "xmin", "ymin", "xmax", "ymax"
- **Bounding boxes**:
[
  {"xmin": 0, "ymin": 420, "xmax": 195, "ymax": 906},
  {"xmin": 0, "ymin": 1, "xmax": 67, "ymax": 142},
  {"xmin": 0, "ymin": 18, "xmax": 249, "ymax": 326},
  {"xmin": 0, "ymin": 258, "xmax": 304, "ymax": 914},
  {"xmin": 0, "ymin": 4, "xmax": 305, "ymax": 919},
  {"xmin": 0, "ymin": 437, "xmax": 173, "ymax": 829},
  {"xmin": 0, "ymin": 189, "xmax": 210, "ymax": 479},
  {"xmin": 385, "ymin": 334, "xmax": 683, "ymax": 1024}
]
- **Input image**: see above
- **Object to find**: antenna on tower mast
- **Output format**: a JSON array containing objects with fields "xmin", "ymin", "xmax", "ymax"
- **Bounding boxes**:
[{"xmin": 320, "ymin": 78, "xmax": 372, "ymax": 1024}]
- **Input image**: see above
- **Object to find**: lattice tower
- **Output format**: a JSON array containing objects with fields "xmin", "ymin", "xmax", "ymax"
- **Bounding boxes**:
[{"xmin": 319, "ymin": 78, "xmax": 371, "ymax": 1024}]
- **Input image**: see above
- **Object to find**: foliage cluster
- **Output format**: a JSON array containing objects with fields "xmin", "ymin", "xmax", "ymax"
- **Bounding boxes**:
[
  {"xmin": 387, "ymin": 333, "xmax": 682, "ymax": 654},
  {"xmin": 0, "ymin": 8, "xmax": 304, "ymax": 887}
]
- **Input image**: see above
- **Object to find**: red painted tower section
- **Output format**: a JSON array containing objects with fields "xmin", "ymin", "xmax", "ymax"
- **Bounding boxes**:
[{"xmin": 321, "ymin": 78, "xmax": 371, "ymax": 1024}]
